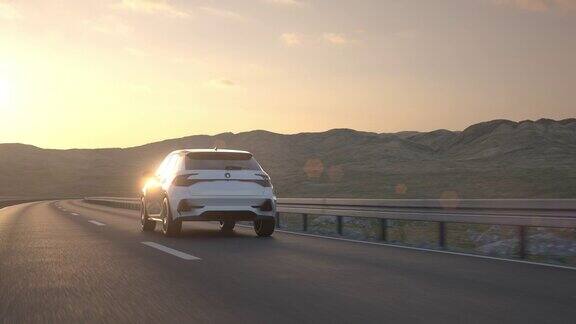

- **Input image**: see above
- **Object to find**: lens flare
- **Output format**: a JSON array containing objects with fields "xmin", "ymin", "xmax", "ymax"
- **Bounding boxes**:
[
  {"xmin": 142, "ymin": 178, "xmax": 160, "ymax": 193},
  {"xmin": 303, "ymin": 159, "xmax": 324, "ymax": 178}
]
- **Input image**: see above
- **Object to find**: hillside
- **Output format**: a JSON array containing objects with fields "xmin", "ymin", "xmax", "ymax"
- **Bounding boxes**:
[{"xmin": 1, "ymin": 118, "xmax": 575, "ymax": 199}]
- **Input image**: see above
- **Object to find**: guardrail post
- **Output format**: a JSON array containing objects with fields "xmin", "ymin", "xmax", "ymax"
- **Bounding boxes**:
[
  {"xmin": 438, "ymin": 221, "xmax": 446, "ymax": 249},
  {"xmin": 337, "ymin": 216, "xmax": 343, "ymax": 235},
  {"xmin": 518, "ymin": 225, "xmax": 527, "ymax": 259},
  {"xmin": 380, "ymin": 218, "xmax": 387, "ymax": 241},
  {"xmin": 302, "ymin": 214, "xmax": 308, "ymax": 232},
  {"xmin": 275, "ymin": 212, "xmax": 280, "ymax": 229}
]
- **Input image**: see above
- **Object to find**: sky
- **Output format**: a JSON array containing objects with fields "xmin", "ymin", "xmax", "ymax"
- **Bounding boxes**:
[{"xmin": 0, "ymin": 0, "xmax": 575, "ymax": 149}]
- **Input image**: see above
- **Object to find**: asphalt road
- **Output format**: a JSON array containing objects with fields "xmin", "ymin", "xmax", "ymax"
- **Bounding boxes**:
[{"xmin": 1, "ymin": 200, "xmax": 575, "ymax": 323}]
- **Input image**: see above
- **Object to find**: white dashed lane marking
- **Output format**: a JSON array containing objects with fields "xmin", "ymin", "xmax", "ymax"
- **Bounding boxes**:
[
  {"xmin": 88, "ymin": 220, "xmax": 106, "ymax": 226},
  {"xmin": 141, "ymin": 242, "xmax": 201, "ymax": 260}
]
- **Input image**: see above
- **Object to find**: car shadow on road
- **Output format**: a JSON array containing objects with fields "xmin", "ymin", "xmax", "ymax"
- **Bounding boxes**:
[{"xmin": 146, "ymin": 222, "xmax": 276, "ymax": 242}]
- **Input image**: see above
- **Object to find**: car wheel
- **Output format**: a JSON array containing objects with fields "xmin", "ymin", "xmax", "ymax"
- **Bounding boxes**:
[
  {"xmin": 219, "ymin": 220, "xmax": 236, "ymax": 232},
  {"xmin": 254, "ymin": 219, "xmax": 275, "ymax": 237},
  {"xmin": 141, "ymin": 198, "xmax": 156, "ymax": 232},
  {"xmin": 161, "ymin": 198, "xmax": 181, "ymax": 237}
]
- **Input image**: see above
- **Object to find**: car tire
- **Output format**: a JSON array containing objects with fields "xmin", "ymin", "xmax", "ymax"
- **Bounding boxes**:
[
  {"xmin": 161, "ymin": 198, "xmax": 181, "ymax": 237},
  {"xmin": 219, "ymin": 220, "xmax": 236, "ymax": 232},
  {"xmin": 141, "ymin": 198, "xmax": 156, "ymax": 232},
  {"xmin": 254, "ymin": 218, "xmax": 275, "ymax": 237}
]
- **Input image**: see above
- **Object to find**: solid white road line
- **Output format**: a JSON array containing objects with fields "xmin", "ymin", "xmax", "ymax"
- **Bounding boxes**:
[
  {"xmin": 88, "ymin": 220, "xmax": 106, "ymax": 226},
  {"xmin": 141, "ymin": 242, "xmax": 201, "ymax": 260},
  {"xmin": 236, "ymin": 224, "xmax": 576, "ymax": 271}
]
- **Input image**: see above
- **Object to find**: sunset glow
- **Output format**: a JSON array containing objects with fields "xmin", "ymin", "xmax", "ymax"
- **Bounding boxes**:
[{"xmin": 0, "ymin": 0, "xmax": 574, "ymax": 149}]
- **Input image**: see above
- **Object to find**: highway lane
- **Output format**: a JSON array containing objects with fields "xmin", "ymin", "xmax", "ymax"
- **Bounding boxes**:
[{"xmin": 1, "ymin": 201, "xmax": 575, "ymax": 323}]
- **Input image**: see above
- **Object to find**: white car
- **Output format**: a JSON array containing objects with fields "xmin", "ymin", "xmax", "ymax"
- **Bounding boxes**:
[{"xmin": 140, "ymin": 149, "xmax": 276, "ymax": 237}]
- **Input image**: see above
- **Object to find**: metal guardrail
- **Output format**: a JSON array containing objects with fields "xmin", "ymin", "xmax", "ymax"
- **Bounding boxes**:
[
  {"xmin": 84, "ymin": 197, "xmax": 576, "ymax": 260},
  {"xmin": 84, "ymin": 197, "xmax": 141, "ymax": 210},
  {"xmin": 276, "ymin": 198, "xmax": 576, "ymax": 227},
  {"xmin": 0, "ymin": 198, "xmax": 72, "ymax": 209},
  {"xmin": 0, "ymin": 199, "xmax": 37, "ymax": 209}
]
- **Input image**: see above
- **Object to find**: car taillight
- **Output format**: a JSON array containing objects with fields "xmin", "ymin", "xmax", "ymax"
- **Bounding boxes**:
[
  {"xmin": 259, "ymin": 199, "xmax": 273, "ymax": 211},
  {"xmin": 172, "ymin": 175, "xmax": 199, "ymax": 187},
  {"xmin": 173, "ymin": 177, "xmax": 271, "ymax": 187}
]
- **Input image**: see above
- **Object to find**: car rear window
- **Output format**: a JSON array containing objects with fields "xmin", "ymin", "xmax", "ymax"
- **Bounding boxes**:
[{"xmin": 185, "ymin": 152, "xmax": 262, "ymax": 170}]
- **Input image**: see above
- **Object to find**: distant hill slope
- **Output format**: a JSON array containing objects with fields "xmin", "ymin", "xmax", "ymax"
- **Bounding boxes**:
[{"xmin": 1, "ymin": 118, "xmax": 575, "ymax": 198}]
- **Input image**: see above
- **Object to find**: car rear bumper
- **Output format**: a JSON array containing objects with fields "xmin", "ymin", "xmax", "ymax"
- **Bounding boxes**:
[
  {"xmin": 173, "ymin": 196, "xmax": 276, "ymax": 221},
  {"xmin": 178, "ymin": 211, "xmax": 274, "ymax": 222}
]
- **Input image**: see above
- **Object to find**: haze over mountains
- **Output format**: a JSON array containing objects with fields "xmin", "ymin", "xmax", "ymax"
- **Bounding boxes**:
[{"xmin": 1, "ymin": 118, "xmax": 575, "ymax": 199}]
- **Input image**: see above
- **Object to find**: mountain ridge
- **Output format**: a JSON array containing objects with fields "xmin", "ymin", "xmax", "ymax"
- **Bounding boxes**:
[{"xmin": 1, "ymin": 118, "xmax": 575, "ymax": 199}]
